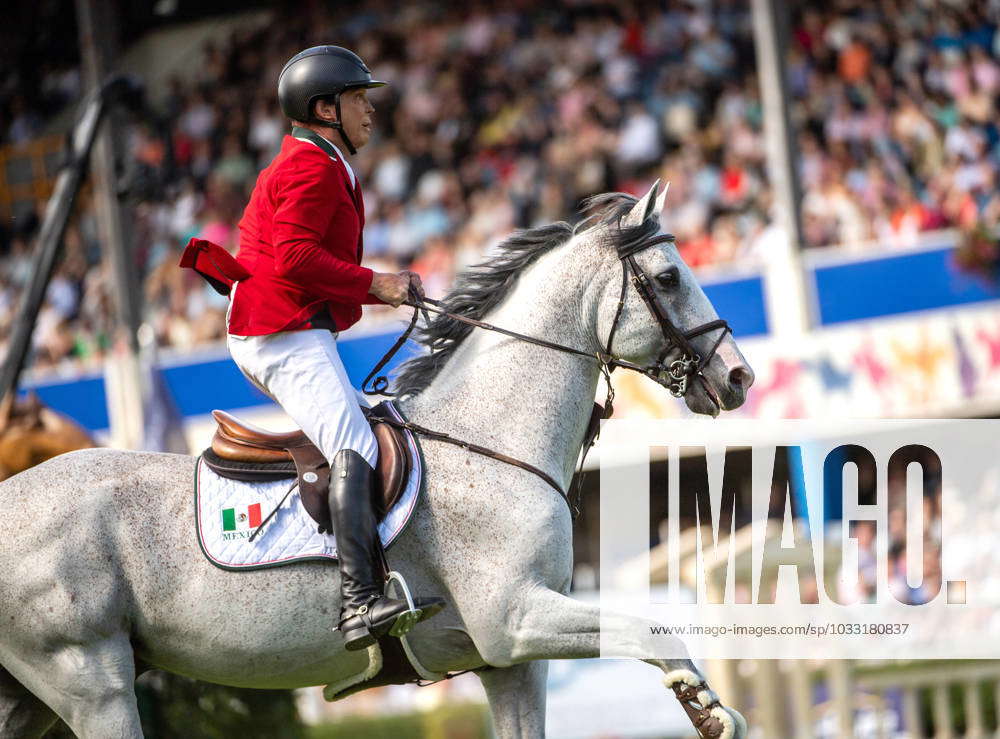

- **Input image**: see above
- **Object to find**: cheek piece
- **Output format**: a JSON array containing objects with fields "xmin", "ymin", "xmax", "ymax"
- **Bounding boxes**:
[{"xmin": 602, "ymin": 234, "xmax": 730, "ymax": 398}]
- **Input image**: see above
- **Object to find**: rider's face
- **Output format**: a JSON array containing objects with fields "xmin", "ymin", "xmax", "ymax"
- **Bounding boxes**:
[{"xmin": 337, "ymin": 88, "xmax": 375, "ymax": 150}]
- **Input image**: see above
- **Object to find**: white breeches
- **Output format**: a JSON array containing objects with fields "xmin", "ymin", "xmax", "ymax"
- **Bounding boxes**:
[{"xmin": 227, "ymin": 329, "xmax": 379, "ymax": 469}]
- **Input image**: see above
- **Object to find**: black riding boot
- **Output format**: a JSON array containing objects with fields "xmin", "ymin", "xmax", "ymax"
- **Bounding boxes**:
[{"xmin": 328, "ymin": 449, "xmax": 446, "ymax": 651}]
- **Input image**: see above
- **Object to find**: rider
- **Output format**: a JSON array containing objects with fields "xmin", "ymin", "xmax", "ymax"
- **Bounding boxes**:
[{"xmin": 224, "ymin": 45, "xmax": 445, "ymax": 650}]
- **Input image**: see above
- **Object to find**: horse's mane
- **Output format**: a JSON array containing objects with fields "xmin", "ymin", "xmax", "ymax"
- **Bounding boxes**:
[{"xmin": 392, "ymin": 191, "xmax": 661, "ymax": 398}]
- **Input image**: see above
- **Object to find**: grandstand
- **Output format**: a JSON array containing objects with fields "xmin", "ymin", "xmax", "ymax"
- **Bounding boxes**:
[{"xmin": 3, "ymin": 0, "xmax": 995, "ymax": 374}]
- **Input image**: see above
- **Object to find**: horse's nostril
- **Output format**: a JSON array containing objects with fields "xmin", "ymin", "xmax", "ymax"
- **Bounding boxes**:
[{"xmin": 729, "ymin": 366, "xmax": 752, "ymax": 389}]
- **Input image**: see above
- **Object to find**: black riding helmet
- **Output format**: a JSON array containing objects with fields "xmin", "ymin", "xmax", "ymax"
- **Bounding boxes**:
[{"xmin": 277, "ymin": 45, "xmax": 387, "ymax": 155}]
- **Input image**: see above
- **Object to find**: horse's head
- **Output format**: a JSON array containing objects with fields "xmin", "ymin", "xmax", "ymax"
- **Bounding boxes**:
[
  {"xmin": 0, "ymin": 391, "xmax": 95, "ymax": 480},
  {"xmin": 587, "ymin": 180, "xmax": 753, "ymax": 416}
]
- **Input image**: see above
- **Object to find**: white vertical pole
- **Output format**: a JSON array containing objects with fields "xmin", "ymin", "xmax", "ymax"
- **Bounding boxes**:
[
  {"xmin": 903, "ymin": 687, "xmax": 923, "ymax": 739},
  {"xmin": 750, "ymin": 0, "xmax": 811, "ymax": 336},
  {"xmin": 788, "ymin": 660, "xmax": 814, "ymax": 738},
  {"xmin": 827, "ymin": 660, "xmax": 854, "ymax": 738},
  {"xmin": 77, "ymin": 0, "xmax": 147, "ymax": 448},
  {"xmin": 931, "ymin": 683, "xmax": 953, "ymax": 739},
  {"xmin": 964, "ymin": 681, "xmax": 984, "ymax": 738}
]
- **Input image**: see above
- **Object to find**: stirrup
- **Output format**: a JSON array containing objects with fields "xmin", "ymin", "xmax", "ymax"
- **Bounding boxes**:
[
  {"xmin": 385, "ymin": 570, "xmax": 423, "ymax": 637},
  {"xmin": 330, "ymin": 572, "xmax": 424, "ymax": 637}
]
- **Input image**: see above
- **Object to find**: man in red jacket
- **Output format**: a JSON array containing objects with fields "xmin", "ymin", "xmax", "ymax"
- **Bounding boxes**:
[{"xmin": 225, "ymin": 46, "xmax": 444, "ymax": 651}]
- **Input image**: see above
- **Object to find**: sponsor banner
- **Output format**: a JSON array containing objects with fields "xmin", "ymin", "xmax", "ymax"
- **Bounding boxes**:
[
  {"xmin": 609, "ymin": 304, "xmax": 1000, "ymax": 421},
  {"xmin": 598, "ymin": 418, "xmax": 1000, "ymax": 659}
]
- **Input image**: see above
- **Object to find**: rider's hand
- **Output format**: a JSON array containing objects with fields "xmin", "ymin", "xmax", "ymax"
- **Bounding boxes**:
[
  {"xmin": 369, "ymin": 272, "xmax": 412, "ymax": 308},
  {"xmin": 401, "ymin": 270, "xmax": 425, "ymax": 301}
]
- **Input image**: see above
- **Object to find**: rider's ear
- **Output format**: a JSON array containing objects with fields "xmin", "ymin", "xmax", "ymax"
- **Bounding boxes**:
[
  {"xmin": 622, "ymin": 179, "xmax": 660, "ymax": 228},
  {"xmin": 313, "ymin": 97, "xmax": 339, "ymax": 124}
]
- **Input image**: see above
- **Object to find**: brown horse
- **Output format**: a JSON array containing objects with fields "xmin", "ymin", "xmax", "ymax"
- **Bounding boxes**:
[{"xmin": 0, "ymin": 392, "xmax": 95, "ymax": 480}]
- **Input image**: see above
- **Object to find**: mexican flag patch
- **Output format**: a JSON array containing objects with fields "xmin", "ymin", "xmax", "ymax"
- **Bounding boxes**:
[{"xmin": 221, "ymin": 503, "xmax": 262, "ymax": 538}]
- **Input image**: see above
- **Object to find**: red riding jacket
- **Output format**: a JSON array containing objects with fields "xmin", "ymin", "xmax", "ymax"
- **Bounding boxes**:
[{"xmin": 218, "ymin": 132, "xmax": 379, "ymax": 335}]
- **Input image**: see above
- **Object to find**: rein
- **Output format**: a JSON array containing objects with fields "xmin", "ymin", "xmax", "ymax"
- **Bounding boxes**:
[
  {"xmin": 361, "ymin": 295, "xmax": 602, "ymax": 396},
  {"xmin": 360, "ymin": 232, "xmax": 731, "ymax": 518},
  {"xmin": 361, "ymin": 292, "xmax": 609, "ymax": 516}
]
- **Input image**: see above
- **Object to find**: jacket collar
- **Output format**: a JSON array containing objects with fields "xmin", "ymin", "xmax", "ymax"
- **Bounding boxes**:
[
  {"xmin": 291, "ymin": 126, "xmax": 340, "ymax": 159},
  {"xmin": 289, "ymin": 126, "xmax": 355, "ymax": 188}
]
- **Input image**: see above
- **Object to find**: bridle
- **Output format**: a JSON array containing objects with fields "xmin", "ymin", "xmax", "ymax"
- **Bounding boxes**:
[
  {"xmin": 362, "ymin": 229, "xmax": 732, "ymax": 517},
  {"xmin": 603, "ymin": 233, "xmax": 730, "ymax": 399}
]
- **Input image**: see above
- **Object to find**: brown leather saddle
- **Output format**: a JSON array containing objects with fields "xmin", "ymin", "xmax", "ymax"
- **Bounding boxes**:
[{"xmin": 202, "ymin": 401, "xmax": 411, "ymax": 530}]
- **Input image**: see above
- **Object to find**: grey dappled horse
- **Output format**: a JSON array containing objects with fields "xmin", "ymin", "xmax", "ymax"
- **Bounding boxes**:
[{"xmin": 0, "ymin": 182, "xmax": 753, "ymax": 738}]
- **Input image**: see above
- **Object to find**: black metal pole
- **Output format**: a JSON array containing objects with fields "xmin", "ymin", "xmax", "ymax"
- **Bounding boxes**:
[
  {"xmin": 0, "ymin": 76, "xmax": 139, "ymax": 405},
  {"xmin": 0, "ymin": 88, "xmax": 107, "ymax": 404}
]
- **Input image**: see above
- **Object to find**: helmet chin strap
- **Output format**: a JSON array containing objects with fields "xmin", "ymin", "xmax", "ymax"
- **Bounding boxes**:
[{"xmin": 313, "ymin": 93, "xmax": 357, "ymax": 155}]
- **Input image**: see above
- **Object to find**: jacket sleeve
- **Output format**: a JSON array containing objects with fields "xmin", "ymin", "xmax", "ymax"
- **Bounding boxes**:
[{"xmin": 271, "ymin": 153, "xmax": 374, "ymax": 304}]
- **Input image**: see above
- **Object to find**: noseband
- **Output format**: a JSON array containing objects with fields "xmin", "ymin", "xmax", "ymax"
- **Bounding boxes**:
[{"xmin": 603, "ymin": 234, "xmax": 731, "ymax": 398}]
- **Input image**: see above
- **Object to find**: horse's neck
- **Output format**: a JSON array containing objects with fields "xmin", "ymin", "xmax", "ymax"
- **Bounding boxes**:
[{"xmin": 402, "ymin": 245, "xmax": 605, "ymax": 486}]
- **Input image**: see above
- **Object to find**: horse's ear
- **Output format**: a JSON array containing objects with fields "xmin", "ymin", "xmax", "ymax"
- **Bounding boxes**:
[
  {"xmin": 654, "ymin": 180, "xmax": 670, "ymax": 216},
  {"xmin": 23, "ymin": 392, "xmax": 43, "ymax": 429},
  {"xmin": 622, "ymin": 179, "xmax": 660, "ymax": 228},
  {"xmin": 0, "ymin": 393, "xmax": 12, "ymax": 429}
]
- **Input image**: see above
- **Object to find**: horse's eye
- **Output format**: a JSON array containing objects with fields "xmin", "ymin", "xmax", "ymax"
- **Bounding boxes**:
[{"xmin": 656, "ymin": 266, "xmax": 679, "ymax": 288}]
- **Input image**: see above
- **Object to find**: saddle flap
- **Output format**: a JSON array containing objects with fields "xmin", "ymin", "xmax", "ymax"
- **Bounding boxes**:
[
  {"xmin": 372, "ymin": 421, "xmax": 409, "ymax": 517},
  {"xmin": 287, "ymin": 445, "xmax": 332, "ymax": 532}
]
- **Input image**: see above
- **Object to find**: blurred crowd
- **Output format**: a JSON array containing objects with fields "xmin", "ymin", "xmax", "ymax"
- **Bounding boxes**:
[
  {"xmin": 0, "ymin": 0, "xmax": 998, "ymax": 373},
  {"xmin": 791, "ymin": 0, "xmax": 1000, "ymax": 249}
]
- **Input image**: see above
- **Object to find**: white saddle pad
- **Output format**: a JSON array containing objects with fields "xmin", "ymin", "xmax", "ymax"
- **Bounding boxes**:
[{"xmin": 194, "ymin": 406, "xmax": 422, "ymax": 570}]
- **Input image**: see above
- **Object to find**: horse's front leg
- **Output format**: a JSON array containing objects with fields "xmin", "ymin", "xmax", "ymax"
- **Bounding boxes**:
[
  {"xmin": 473, "ymin": 588, "xmax": 747, "ymax": 739},
  {"xmin": 478, "ymin": 661, "xmax": 548, "ymax": 739}
]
